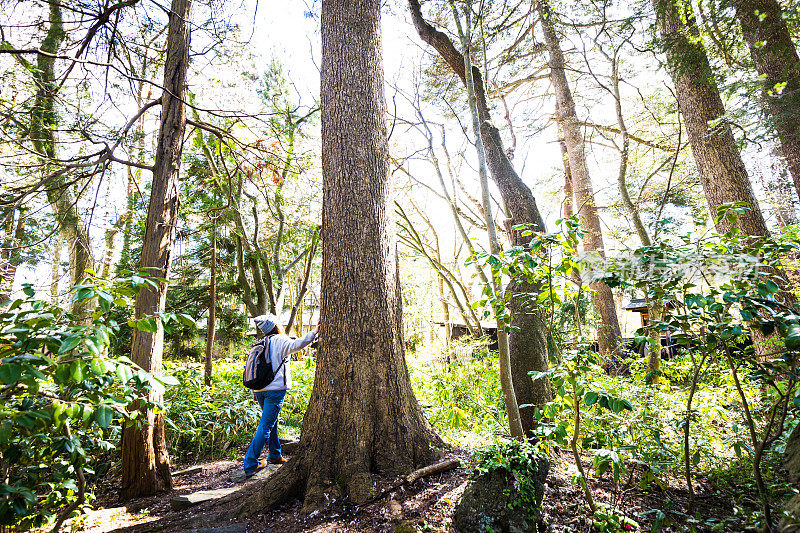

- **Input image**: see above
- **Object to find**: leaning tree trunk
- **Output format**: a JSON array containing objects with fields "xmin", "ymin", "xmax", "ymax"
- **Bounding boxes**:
[
  {"xmin": 238, "ymin": 0, "xmax": 440, "ymax": 516},
  {"xmin": 732, "ymin": 0, "xmax": 800, "ymax": 200},
  {"xmin": 653, "ymin": 0, "xmax": 769, "ymax": 237},
  {"xmin": 409, "ymin": 0, "xmax": 552, "ymax": 436},
  {"xmin": 449, "ymin": 0, "xmax": 523, "ymax": 439},
  {"xmin": 30, "ymin": 1, "xmax": 94, "ymax": 312},
  {"xmin": 120, "ymin": 0, "xmax": 192, "ymax": 499},
  {"xmin": 538, "ymin": 0, "xmax": 623, "ymax": 357}
]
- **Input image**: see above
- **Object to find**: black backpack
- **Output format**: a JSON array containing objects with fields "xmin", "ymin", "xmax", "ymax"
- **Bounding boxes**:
[{"xmin": 243, "ymin": 334, "xmax": 285, "ymax": 390}]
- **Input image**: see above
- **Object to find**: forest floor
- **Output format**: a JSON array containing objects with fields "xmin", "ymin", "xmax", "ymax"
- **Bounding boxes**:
[{"xmin": 63, "ymin": 445, "xmax": 741, "ymax": 533}]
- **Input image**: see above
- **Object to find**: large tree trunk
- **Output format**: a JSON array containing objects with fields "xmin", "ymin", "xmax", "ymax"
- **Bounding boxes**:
[
  {"xmin": 409, "ymin": 0, "xmax": 552, "ymax": 436},
  {"xmin": 238, "ymin": 0, "xmax": 440, "ymax": 515},
  {"xmin": 653, "ymin": 0, "xmax": 768, "ymax": 236},
  {"xmin": 732, "ymin": 0, "xmax": 800, "ymax": 199},
  {"xmin": 538, "ymin": 0, "xmax": 623, "ymax": 357},
  {"xmin": 120, "ymin": 0, "xmax": 192, "ymax": 499},
  {"xmin": 31, "ymin": 1, "xmax": 94, "ymax": 310}
]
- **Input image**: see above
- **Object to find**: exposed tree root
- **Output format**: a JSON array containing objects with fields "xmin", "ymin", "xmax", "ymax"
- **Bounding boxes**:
[
  {"xmin": 235, "ymin": 457, "xmax": 305, "ymax": 518},
  {"xmin": 234, "ymin": 444, "xmax": 446, "ymax": 518}
]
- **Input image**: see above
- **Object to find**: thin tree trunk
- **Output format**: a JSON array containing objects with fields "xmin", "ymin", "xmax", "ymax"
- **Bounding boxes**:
[
  {"xmin": 652, "ymin": 0, "xmax": 769, "ymax": 236},
  {"xmin": 538, "ymin": 0, "xmax": 623, "ymax": 357},
  {"xmin": 409, "ymin": 0, "xmax": 552, "ymax": 437},
  {"xmin": 605, "ymin": 54, "xmax": 664, "ymax": 381},
  {"xmin": 286, "ymin": 231, "xmax": 318, "ymax": 334},
  {"xmin": 238, "ymin": 0, "xmax": 440, "ymax": 514},
  {"xmin": 205, "ymin": 219, "xmax": 217, "ymax": 387},
  {"xmin": 0, "ymin": 209, "xmax": 26, "ymax": 303},
  {"xmin": 449, "ymin": 0, "xmax": 523, "ymax": 440},
  {"xmin": 561, "ymin": 140, "xmax": 575, "ymax": 219},
  {"xmin": 51, "ymin": 235, "xmax": 61, "ymax": 302},
  {"xmin": 100, "ymin": 214, "xmax": 128, "ymax": 279},
  {"xmin": 120, "ymin": 0, "xmax": 192, "ymax": 499},
  {"xmin": 732, "ymin": 0, "xmax": 800, "ymax": 199}
]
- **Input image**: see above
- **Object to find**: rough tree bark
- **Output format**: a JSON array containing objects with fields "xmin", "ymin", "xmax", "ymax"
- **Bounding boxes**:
[
  {"xmin": 120, "ymin": 0, "xmax": 192, "ymax": 499},
  {"xmin": 538, "ymin": 0, "xmax": 623, "ymax": 357},
  {"xmin": 238, "ymin": 0, "xmax": 440, "ymax": 515},
  {"xmin": 653, "ymin": 0, "xmax": 769, "ymax": 236},
  {"xmin": 731, "ymin": 0, "xmax": 800, "ymax": 199},
  {"xmin": 409, "ymin": 0, "xmax": 552, "ymax": 435}
]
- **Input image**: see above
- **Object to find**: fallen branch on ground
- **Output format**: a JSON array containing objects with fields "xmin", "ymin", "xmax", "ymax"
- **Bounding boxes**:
[{"xmin": 356, "ymin": 457, "xmax": 462, "ymax": 510}]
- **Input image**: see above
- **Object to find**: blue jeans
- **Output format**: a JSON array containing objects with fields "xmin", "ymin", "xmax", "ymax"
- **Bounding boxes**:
[{"xmin": 243, "ymin": 390, "xmax": 287, "ymax": 475}]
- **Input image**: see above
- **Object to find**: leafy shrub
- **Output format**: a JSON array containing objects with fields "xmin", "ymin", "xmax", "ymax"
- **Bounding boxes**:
[
  {"xmin": 472, "ymin": 440, "xmax": 548, "ymax": 521},
  {"xmin": 0, "ymin": 280, "xmax": 163, "ymax": 529},
  {"xmin": 410, "ymin": 350, "xmax": 506, "ymax": 444}
]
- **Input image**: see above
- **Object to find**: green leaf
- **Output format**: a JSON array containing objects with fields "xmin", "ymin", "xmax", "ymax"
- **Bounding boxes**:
[
  {"xmin": 95, "ymin": 405, "xmax": 114, "ymax": 428},
  {"xmin": 136, "ymin": 318, "xmax": 159, "ymax": 333},
  {"xmin": 158, "ymin": 375, "xmax": 179, "ymax": 386},
  {"xmin": 72, "ymin": 287, "xmax": 94, "ymax": 303},
  {"xmin": 70, "ymin": 361, "xmax": 84, "ymax": 382},
  {"xmin": 116, "ymin": 364, "xmax": 133, "ymax": 383},
  {"xmin": 58, "ymin": 334, "xmax": 81, "ymax": 354},
  {"xmin": 0, "ymin": 364, "xmax": 23, "ymax": 384},
  {"xmin": 584, "ymin": 391, "xmax": 599, "ymax": 406},
  {"xmin": 177, "ymin": 314, "xmax": 196, "ymax": 327}
]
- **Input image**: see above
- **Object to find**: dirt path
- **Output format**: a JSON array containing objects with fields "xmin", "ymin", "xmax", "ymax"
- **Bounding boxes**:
[{"xmin": 68, "ymin": 447, "xmax": 734, "ymax": 532}]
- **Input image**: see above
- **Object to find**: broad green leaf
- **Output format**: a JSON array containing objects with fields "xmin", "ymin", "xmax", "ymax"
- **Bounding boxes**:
[
  {"xmin": 70, "ymin": 361, "xmax": 84, "ymax": 382},
  {"xmin": 0, "ymin": 364, "xmax": 22, "ymax": 384},
  {"xmin": 116, "ymin": 364, "xmax": 133, "ymax": 383},
  {"xmin": 58, "ymin": 335, "xmax": 81, "ymax": 354},
  {"xmin": 95, "ymin": 405, "xmax": 114, "ymax": 428}
]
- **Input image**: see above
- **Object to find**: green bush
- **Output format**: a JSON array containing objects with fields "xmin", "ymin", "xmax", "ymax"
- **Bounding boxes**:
[
  {"xmin": 410, "ymin": 350, "xmax": 506, "ymax": 444},
  {"xmin": 472, "ymin": 440, "xmax": 548, "ymax": 521},
  {"xmin": 0, "ymin": 279, "xmax": 165, "ymax": 529}
]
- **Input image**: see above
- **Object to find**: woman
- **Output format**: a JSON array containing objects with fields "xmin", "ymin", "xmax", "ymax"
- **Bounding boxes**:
[{"xmin": 243, "ymin": 313, "xmax": 317, "ymax": 477}]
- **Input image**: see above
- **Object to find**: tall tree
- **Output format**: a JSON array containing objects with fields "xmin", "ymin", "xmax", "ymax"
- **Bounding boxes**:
[
  {"xmin": 652, "ymin": 0, "xmax": 769, "ymax": 236},
  {"xmin": 409, "ymin": 0, "xmax": 552, "ymax": 435},
  {"xmin": 26, "ymin": 2, "xmax": 94, "ymax": 306},
  {"xmin": 120, "ymin": 0, "xmax": 192, "ymax": 499},
  {"xmin": 731, "ymin": 0, "xmax": 800, "ymax": 199},
  {"xmin": 448, "ymin": 0, "xmax": 523, "ymax": 439},
  {"xmin": 538, "ymin": 0, "xmax": 623, "ymax": 357},
  {"xmin": 238, "ymin": 0, "xmax": 440, "ymax": 514}
]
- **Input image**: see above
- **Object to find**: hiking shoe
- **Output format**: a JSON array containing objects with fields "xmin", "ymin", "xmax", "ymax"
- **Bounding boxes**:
[
  {"xmin": 268, "ymin": 456, "xmax": 287, "ymax": 465},
  {"xmin": 245, "ymin": 459, "xmax": 268, "ymax": 477}
]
